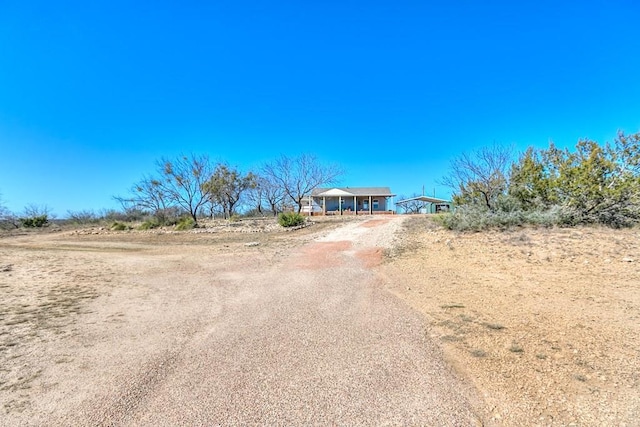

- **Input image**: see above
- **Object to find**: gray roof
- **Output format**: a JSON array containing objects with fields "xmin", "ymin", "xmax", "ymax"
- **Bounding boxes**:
[{"xmin": 312, "ymin": 187, "xmax": 395, "ymax": 197}]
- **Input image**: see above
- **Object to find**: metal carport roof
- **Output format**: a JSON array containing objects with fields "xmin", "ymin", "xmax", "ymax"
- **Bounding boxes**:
[{"xmin": 395, "ymin": 195, "xmax": 450, "ymax": 204}]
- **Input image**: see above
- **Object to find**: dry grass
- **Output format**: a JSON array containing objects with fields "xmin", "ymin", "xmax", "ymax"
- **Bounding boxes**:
[
  {"xmin": 0, "ymin": 247, "xmax": 102, "ymax": 411},
  {"xmin": 384, "ymin": 215, "xmax": 640, "ymax": 426}
]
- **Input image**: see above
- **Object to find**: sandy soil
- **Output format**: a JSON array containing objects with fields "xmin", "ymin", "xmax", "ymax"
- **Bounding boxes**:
[
  {"xmin": 1, "ymin": 216, "xmax": 638, "ymax": 426},
  {"xmin": 383, "ymin": 216, "xmax": 640, "ymax": 426},
  {"xmin": 0, "ymin": 217, "xmax": 480, "ymax": 426}
]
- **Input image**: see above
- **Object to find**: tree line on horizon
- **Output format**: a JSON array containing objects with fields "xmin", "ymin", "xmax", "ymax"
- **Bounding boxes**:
[
  {"xmin": 0, "ymin": 153, "xmax": 343, "ymax": 230},
  {"xmin": 2, "ymin": 131, "xmax": 639, "ymax": 231},
  {"xmin": 111, "ymin": 153, "xmax": 343, "ymax": 227}
]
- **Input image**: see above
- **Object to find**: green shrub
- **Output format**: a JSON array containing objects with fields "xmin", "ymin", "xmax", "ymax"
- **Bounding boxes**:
[
  {"xmin": 153, "ymin": 207, "xmax": 182, "ymax": 226},
  {"xmin": 278, "ymin": 212, "xmax": 306, "ymax": 227},
  {"xmin": 111, "ymin": 221, "xmax": 130, "ymax": 231},
  {"xmin": 20, "ymin": 215, "xmax": 49, "ymax": 228},
  {"xmin": 138, "ymin": 219, "xmax": 161, "ymax": 230},
  {"xmin": 175, "ymin": 217, "xmax": 196, "ymax": 231}
]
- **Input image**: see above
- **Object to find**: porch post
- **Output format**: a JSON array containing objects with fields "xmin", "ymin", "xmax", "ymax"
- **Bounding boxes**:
[
  {"xmin": 369, "ymin": 196, "xmax": 372, "ymax": 215},
  {"xmin": 354, "ymin": 196, "xmax": 357, "ymax": 215},
  {"xmin": 339, "ymin": 196, "xmax": 342, "ymax": 215},
  {"xmin": 322, "ymin": 197, "xmax": 326, "ymax": 215}
]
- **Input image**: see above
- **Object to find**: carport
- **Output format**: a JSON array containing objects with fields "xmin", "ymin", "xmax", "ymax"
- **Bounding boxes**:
[{"xmin": 395, "ymin": 195, "xmax": 452, "ymax": 214}]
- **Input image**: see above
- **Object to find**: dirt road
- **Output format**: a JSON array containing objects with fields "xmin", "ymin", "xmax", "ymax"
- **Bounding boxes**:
[{"xmin": 1, "ymin": 217, "xmax": 482, "ymax": 426}]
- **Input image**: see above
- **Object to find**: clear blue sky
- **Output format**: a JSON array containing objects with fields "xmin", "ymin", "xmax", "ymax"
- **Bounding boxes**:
[{"xmin": 1, "ymin": 0, "xmax": 639, "ymax": 216}]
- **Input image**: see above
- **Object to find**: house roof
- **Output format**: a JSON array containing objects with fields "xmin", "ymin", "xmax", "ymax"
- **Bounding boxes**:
[
  {"xmin": 312, "ymin": 187, "xmax": 395, "ymax": 197},
  {"xmin": 395, "ymin": 195, "xmax": 450, "ymax": 204}
]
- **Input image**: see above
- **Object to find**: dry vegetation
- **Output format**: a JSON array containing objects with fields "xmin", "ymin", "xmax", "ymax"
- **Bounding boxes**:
[
  {"xmin": 384, "ymin": 216, "xmax": 640, "ymax": 425},
  {"xmin": 0, "ymin": 242, "xmax": 107, "ymax": 413}
]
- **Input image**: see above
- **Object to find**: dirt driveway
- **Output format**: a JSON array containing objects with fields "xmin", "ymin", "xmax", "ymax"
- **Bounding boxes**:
[{"xmin": 1, "ymin": 217, "xmax": 482, "ymax": 426}]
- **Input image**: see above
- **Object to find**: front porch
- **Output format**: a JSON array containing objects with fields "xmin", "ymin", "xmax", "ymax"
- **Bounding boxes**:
[{"xmin": 306, "ymin": 187, "xmax": 396, "ymax": 216}]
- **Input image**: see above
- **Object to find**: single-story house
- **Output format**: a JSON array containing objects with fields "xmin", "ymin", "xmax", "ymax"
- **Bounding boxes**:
[
  {"xmin": 395, "ymin": 195, "xmax": 452, "ymax": 214},
  {"xmin": 303, "ymin": 187, "xmax": 396, "ymax": 215}
]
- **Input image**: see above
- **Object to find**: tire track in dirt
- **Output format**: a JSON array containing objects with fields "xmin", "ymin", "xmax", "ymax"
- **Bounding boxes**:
[{"xmin": 102, "ymin": 217, "xmax": 484, "ymax": 425}]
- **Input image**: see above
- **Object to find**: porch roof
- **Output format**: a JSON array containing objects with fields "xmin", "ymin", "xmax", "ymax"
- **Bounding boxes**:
[{"xmin": 312, "ymin": 187, "xmax": 395, "ymax": 197}]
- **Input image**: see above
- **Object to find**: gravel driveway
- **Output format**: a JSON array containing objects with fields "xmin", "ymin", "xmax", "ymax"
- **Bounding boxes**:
[{"xmin": 2, "ymin": 217, "xmax": 482, "ymax": 426}]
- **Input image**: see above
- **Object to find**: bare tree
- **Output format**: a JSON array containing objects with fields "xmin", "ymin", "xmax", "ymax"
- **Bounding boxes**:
[
  {"xmin": 440, "ymin": 144, "xmax": 513, "ymax": 210},
  {"xmin": 203, "ymin": 164, "xmax": 256, "ymax": 219},
  {"xmin": 0, "ymin": 192, "xmax": 8, "ymax": 219},
  {"xmin": 0, "ymin": 192, "xmax": 17, "ymax": 230},
  {"xmin": 262, "ymin": 154, "xmax": 343, "ymax": 213},
  {"xmin": 23, "ymin": 204, "xmax": 55, "ymax": 219},
  {"xmin": 250, "ymin": 174, "xmax": 286, "ymax": 216},
  {"xmin": 157, "ymin": 154, "xmax": 216, "ymax": 223},
  {"xmin": 114, "ymin": 174, "xmax": 171, "ymax": 216},
  {"xmin": 245, "ymin": 177, "xmax": 266, "ymax": 216},
  {"xmin": 66, "ymin": 209, "xmax": 99, "ymax": 224},
  {"xmin": 115, "ymin": 154, "xmax": 216, "ymax": 224}
]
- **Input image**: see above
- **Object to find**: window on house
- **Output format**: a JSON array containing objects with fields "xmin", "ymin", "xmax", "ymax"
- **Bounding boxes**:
[{"xmin": 373, "ymin": 199, "xmax": 379, "ymax": 209}]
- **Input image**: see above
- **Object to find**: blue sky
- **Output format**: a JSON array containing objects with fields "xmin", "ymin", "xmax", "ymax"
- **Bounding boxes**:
[{"xmin": 1, "ymin": 0, "xmax": 639, "ymax": 216}]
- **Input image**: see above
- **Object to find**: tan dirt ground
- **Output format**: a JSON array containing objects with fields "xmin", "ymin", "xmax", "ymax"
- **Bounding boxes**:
[
  {"xmin": 1, "ymin": 217, "xmax": 481, "ymax": 426},
  {"xmin": 0, "ymin": 218, "xmax": 342, "ymax": 424},
  {"xmin": 1, "ymin": 215, "xmax": 639, "ymax": 425},
  {"xmin": 383, "ymin": 216, "xmax": 640, "ymax": 426}
]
